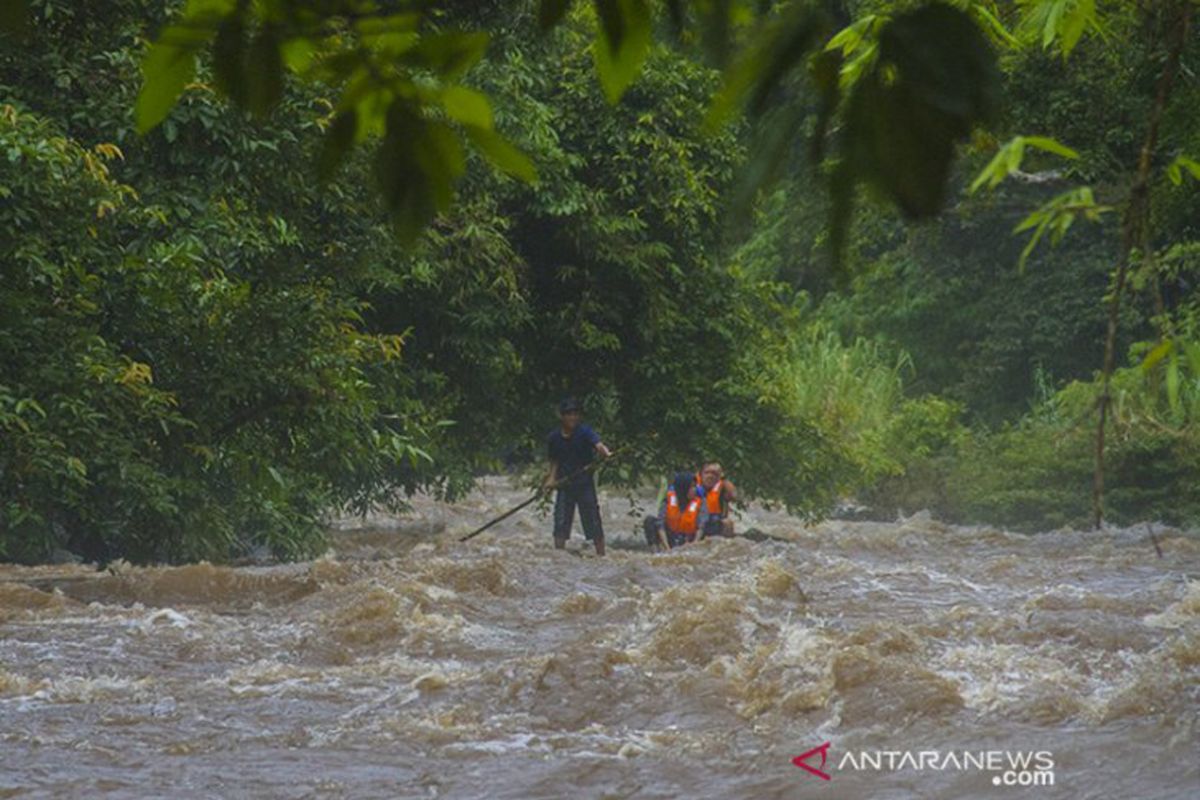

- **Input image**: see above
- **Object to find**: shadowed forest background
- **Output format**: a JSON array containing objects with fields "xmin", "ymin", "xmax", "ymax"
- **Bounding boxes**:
[{"xmin": 1, "ymin": 0, "xmax": 1197, "ymax": 564}]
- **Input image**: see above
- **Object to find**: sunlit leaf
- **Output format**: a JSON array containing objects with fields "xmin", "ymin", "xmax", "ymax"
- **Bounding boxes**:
[
  {"xmin": 1165, "ymin": 359, "xmax": 1181, "ymax": 418},
  {"xmin": 358, "ymin": 14, "xmax": 419, "ymax": 58},
  {"xmin": 442, "ymin": 86, "xmax": 493, "ymax": 130},
  {"xmin": 1140, "ymin": 340, "xmax": 1173, "ymax": 373},
  {"xmin": 1019, "ymin": 0, "xmax": 1100, "ymax": 56},
  {"xmin": 280, "ymin": 37, "xmax": 316, "ymax": 73},
  {"xmin": 1012, "ymin": 186, "xmax": 1110, "ymax": 271},
  {"xmin": 135, "ymin": 24, "xmax": 214, "ymax": 133},
  {"xmin": 1059, "ymin": 0, "xmax": 1094, "ymax": 54},
  {"xmin": 1166, "ymin": 155, "xmax": 1200, "ymax": 185},
  {"xmin": 1023, "ymin": 136, "xmax": 1078, "ymax": 159},
  {"xmin": 969, "ymin": 135, "xmax": 1078, "ymax": 194}
]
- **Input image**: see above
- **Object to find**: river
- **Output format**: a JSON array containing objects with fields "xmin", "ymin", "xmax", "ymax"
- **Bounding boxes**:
[{"xmin": 1, "ymin": 477, "xmax": 1197, "ymax": 798}]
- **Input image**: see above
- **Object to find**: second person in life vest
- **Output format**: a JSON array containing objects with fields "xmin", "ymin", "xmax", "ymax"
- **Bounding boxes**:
[{"xmin": 643, "ymin": 460, "xmax": 738, "ymax": 549}]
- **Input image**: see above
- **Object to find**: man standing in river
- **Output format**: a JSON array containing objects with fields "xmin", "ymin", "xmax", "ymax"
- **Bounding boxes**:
[{"xmin": 544, "ymin": 397, "xmax": 612, "ymax": 555}]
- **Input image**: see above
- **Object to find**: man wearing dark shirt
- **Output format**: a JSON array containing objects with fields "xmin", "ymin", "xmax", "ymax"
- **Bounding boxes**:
[{"xmin": 544, "ymin": 397, "xmax": 612, "ymax": 555}]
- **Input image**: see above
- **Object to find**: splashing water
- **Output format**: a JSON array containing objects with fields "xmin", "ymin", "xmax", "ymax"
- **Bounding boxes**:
[{"xmin": 1, "ymin": 478, "xmax": 1196, "ymax": 798}]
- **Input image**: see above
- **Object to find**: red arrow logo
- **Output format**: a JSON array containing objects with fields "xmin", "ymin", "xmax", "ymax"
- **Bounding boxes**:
[{"xmin": 793, "ymin": 741, "xmax": 832, "ymax": 781}]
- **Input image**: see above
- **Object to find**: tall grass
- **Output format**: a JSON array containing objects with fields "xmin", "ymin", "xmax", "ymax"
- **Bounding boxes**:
[{"xmin": 784, "ymin": 325, "xmax": 934, "ymax": 484}]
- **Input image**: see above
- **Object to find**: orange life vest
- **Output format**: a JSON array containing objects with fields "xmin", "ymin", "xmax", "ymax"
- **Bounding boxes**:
[{"xmin": 664, "ymin": 475, "xmax": 723, "ymax": 535}]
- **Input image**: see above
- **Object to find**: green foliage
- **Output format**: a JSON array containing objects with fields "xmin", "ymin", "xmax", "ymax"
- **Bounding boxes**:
[
  {"xmin": 119, "ymin": 0, "xmax": 1008, "ymax": 259},
  {"xmin": 1012, "ymin": 185, "xmax": 1110, "ymax": 271},
  {"xmin": 128, "ymin": 0, "xmax": 538, "ymax": 243},
  {"xmin": 707, "ymin": 2, "xmax": 1001, "ymax": 264},
  {"xmin": 591, "ymin": 0, "xmax": 652, "ymax": 103},
  {"xmin": 1166, "ymin": 155, "xmax": 1200, "ymax": 186},
  {"xmin": 968, "ymin": 134, "xmax": 1078, "ymax": 194},
  {"xmin": 0, "ymin": 0, "xmax": 867, "ymax": 562},
  {"xmin": 1016, "ymin": 0, "xmax": 1101, "ymax": 56},
  {"xmin": 841, "ymin": 3, "xmax": 999, "ymax": 219},
  {"xmin": 0, "ymin": 97, "xmax": 444, "ymax": 562},
  {"xmin": 946, "ymin": 349, "xmax": 1200, "ymax": 530}
]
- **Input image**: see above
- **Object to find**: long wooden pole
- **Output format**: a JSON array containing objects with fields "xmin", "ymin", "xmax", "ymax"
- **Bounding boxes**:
[{"xmin": 458, "ymin": 444, "xmax": 633, "ymax": 542}]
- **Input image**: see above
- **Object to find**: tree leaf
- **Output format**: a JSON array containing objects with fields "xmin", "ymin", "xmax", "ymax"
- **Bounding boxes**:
[
  {"xmin": 592, "ymin": 0, "xmax": 652, "ymax": 104},
  {"xmin": 1140, "ymin": 339, "xmax": 1173, "ymax": 373},
  {"xmin": 466, "ymin": 127, "xmax": 538, "ymax": 183},
  {"xmin": 135, "ymin": 24, "xmax": 213, "ymax": 133},
  {"xmin": 969, "ymin": 135, "xmax": 1077, "ymax": 194},
  {"xmin": 707, "ymin": 5, "xmax": 824, "ymax": 128},
  {"xmin": 1058, "ymin": 0, "xmax": 1094, "ymax": 54},
  {"xmin": 442, "ymin": 85, "xmax": 493, "ymax": 130},
  {"xmin": 375, "ymin": 105, "xmax": 468, "ymax": 242},
  {"xmin": 845, "ymin": 4, "xmax": 999, "ymax": 218},
  {"xmin": 1023, "ymin": 135, "xmax": 1078, "ymax": 159},
  {"xmin": 970, "ymin": 3, "xmax": 1019, "ymax": 48},
  {"xmin": 1165, "ymin": 359, "xmax": 1181, "ymax": 419},
  {"xmin": 1166, "ymin": 155, "xmax": 1200, "ymax": 185}
]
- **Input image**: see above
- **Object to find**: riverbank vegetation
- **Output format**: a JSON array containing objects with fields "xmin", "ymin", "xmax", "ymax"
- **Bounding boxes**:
[{"xmin": 1, "ymin": 0, "xmax": 1196, "ymax": 562}]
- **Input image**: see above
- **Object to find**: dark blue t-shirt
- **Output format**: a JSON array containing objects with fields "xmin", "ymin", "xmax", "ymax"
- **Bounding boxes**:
[{"xmin": 547, "ymin": 424, "xmax": 601, "ymax": 487}]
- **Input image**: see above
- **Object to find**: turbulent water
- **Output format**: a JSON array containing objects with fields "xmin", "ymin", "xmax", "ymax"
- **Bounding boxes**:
[{"xmin": 1, "ymin": 478, "xmax": 1197, "ymax": 799}]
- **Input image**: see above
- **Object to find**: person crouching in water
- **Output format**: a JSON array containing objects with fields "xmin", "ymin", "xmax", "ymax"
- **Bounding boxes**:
[
  {"xmin": 643, "ymin": 460, "xmax": 738, "ymax": 549},
  {"xmin": 544, "ymin": 397, "xmax": 612, "ymax": 555}
]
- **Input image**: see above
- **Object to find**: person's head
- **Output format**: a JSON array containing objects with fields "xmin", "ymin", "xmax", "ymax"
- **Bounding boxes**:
[
  {"xmin": 699, "ymin": 460, "xmax": 723, "ymax": 490},
  {"xmin": 558, "ymin": 396, "xmax": 583, "ymax": 430}
]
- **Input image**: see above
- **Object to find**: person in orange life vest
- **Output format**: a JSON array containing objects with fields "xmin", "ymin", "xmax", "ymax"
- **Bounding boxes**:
[
  {"xmin": 693, "ymin": 460, "xmax": 738, "ymax": 539},
  {"xmin": 642, "ymin": 461, "xmax": 738, "ymax": 549}
]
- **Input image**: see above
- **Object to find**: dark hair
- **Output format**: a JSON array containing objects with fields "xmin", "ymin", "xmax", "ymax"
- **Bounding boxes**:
[{"xmin": 558, "ymin": 396, "xmax": 583, "ymax": 414}]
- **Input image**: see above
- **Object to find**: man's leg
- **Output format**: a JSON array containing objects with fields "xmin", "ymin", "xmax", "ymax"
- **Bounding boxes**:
[
  {"xmin": 642, "ymin": 515, "xmax": 660, "ymax": 550},
  {"xmin": 578, "ymin": 482, "xmax": 605, "ymax": 556},
  {"xmin": 720, "ymin": 517, "xmax": 735, "ymax": 537},
  {"xmin": 553, "ymin": 488, "xmax": 575, "ymax": 549}
]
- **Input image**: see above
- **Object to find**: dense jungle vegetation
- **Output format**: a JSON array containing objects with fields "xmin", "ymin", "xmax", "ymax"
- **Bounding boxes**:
[{"xmin": 1, "ymin": 0, "xmax": 1197, "ymax": 563}]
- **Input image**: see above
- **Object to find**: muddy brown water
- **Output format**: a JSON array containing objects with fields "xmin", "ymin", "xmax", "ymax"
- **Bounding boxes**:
[{"xmin": 1, "ymin": 478, "xmax": 1197, "ymax": 799}]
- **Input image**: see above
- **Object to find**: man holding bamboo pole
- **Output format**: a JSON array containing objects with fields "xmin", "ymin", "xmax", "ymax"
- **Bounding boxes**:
[{"xmin": 544, "ymin": 397, "xmax": 612, "ymax": 555}]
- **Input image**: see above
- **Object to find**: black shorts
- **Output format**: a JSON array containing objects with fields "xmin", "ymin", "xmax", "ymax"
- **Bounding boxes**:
[{"xmin": 553, "ymin": 481, "xmax": 603, "ymax": 541}]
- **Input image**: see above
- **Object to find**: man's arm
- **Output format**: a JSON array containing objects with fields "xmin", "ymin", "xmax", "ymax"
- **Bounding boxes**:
[
  {"xmin": 722, "ymin": 479, "xmax": 738, "ymax": 512},
  {"xmin": 543, "ymin": 459, "xmax": 559, "ymax": 491},
  {"xmin": 585, "ymin": 425, "xmax": 612, "ymax": 459}
]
